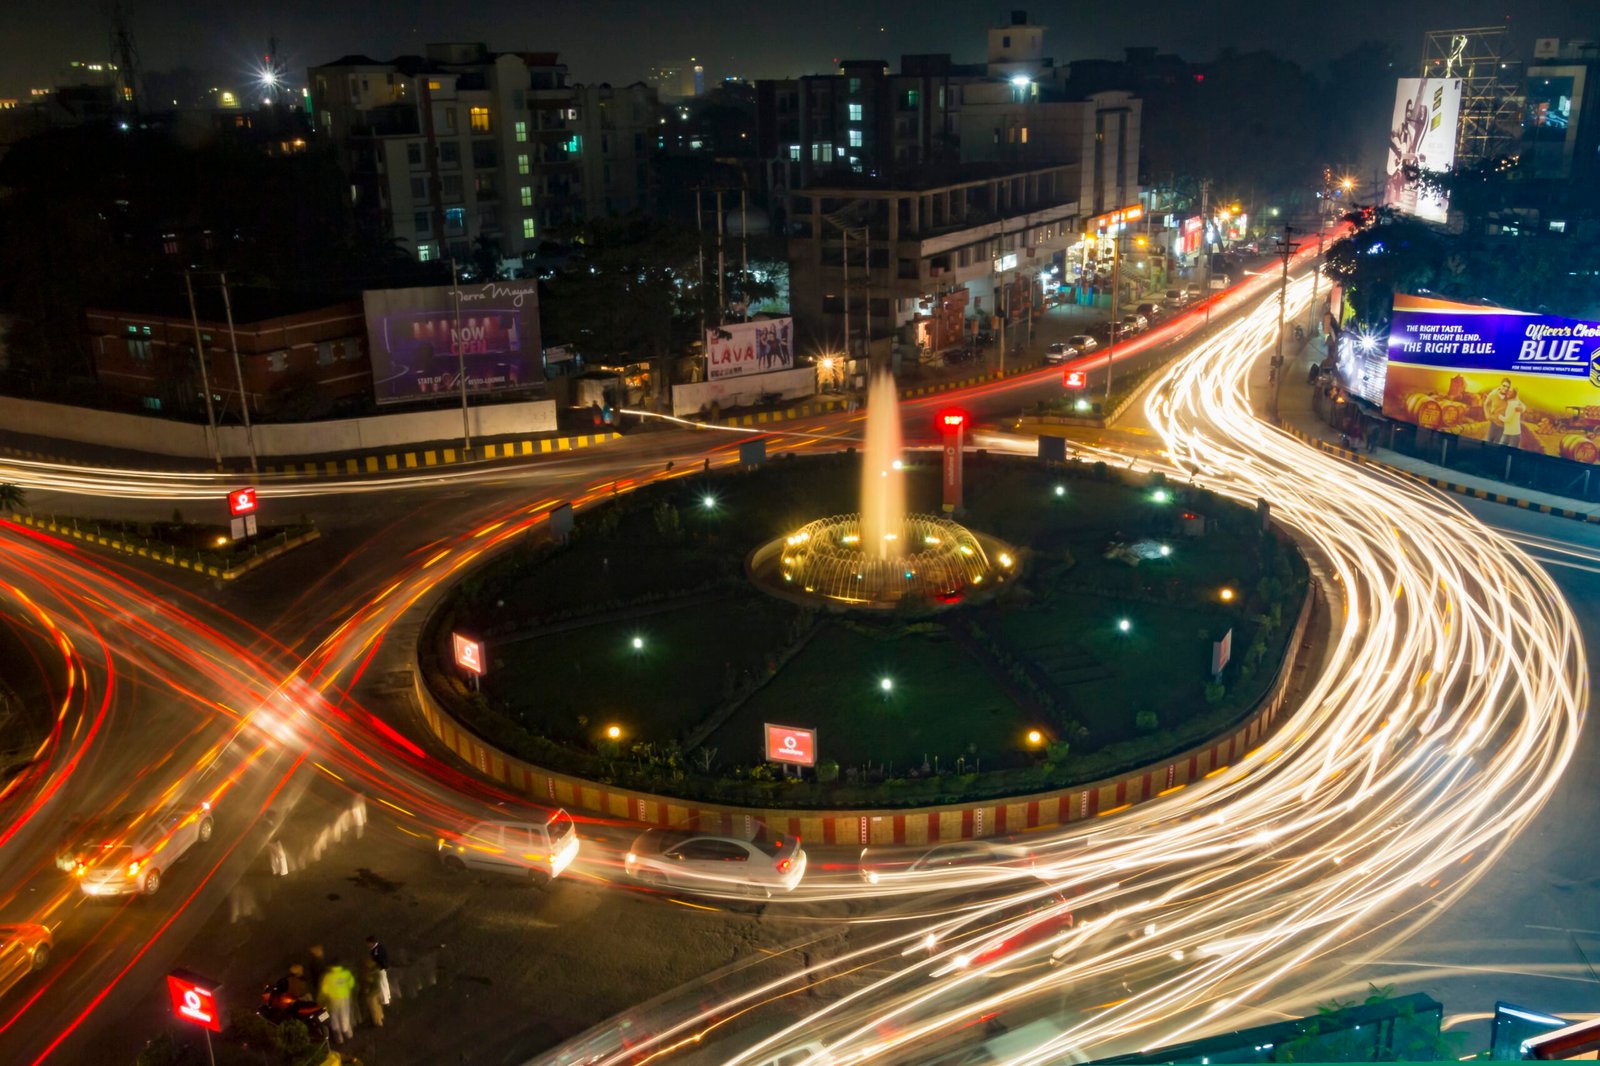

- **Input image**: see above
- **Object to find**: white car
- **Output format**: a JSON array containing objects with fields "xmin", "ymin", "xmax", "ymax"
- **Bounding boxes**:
[
  {"xmin": 438, "ymin": 810, "xmax": 580, "ymax": 887},
  {"xmin": 1067, "ymin": 334, "xmax": 1099, "ymax": 353},
  {"xmin": 625, "ymin": 826, "xmax": 806, "ymax": 897},
  {"xmin": 859, "ymin": 840, "xmax": 1036, "ymax": 886},
  {"xmin": 68, "ymin": 804, "xmax": 214, "ymax": 897},
  {"xmin": 1043, "ymin": 342, "xmax": 1078, "ymax": 365}
]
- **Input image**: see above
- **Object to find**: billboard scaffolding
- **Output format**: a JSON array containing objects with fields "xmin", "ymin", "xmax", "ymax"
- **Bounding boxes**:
[{"xmin": 1422, "ymin": 27, "xmax": 1524, "ymax": 165}]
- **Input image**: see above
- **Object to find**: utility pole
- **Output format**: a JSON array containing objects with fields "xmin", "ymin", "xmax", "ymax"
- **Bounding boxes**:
[
  {"xmin": 715, "ymin": 190, "xmax": 726, "ymax": 328},
  {"xmin": 740, "ymin": 188, "xmax": 749, "ymax": 322},
  {"xmin": 183, "ymin": 272, "xmax": 221, "ymax": 467},
  {"xmin": 1104, "ymin": 233, "xmax": 1122, "ymax": 399},
  {"xmin": 1310, "ymin": 230, "xmax": 1325, "ymax": 332},
  {"xmin": 217, "ymin": 272, "xmax": 257, "ymax": 475},
  {"xmin": 451, "ymin": 258, "xmax": 471, "ymax": 455},
  {"xmin": 1270, "ymin": 223, "xmax": 1296, "ymax": 420},
  {"xmin": 841, "ymin": 227, "xmax": 850, "ymax": 364},
  {"xmin": 1200, "ymin": 179, "xmax": 1213, "ymax": 331},
  {"xmin": 695, "ymin": 191, "xmax": 706, "ymax": 351}
]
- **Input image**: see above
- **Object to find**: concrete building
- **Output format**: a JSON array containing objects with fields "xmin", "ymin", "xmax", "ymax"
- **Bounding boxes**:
[
  {"xmin": 310, "ymin": 43, "xmax": 657, "ymax": 270},
  {"xmin": 86, "ymin": 292, "xmax": 369, "ymax": 419},
  {"xmin": 1523, "ymin": 37, "xmax": 1600, "ymax": 222},
  {"xmin": 573, "ymin": 82, "xmax": 657, "ymax": 218}
]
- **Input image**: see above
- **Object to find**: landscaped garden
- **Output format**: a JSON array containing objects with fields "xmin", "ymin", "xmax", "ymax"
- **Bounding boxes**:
[{"xmin": 424, "ymin": 452, "xmax": 1308, "ymax": 807}]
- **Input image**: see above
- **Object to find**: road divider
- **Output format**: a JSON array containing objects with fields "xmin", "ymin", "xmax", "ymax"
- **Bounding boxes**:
[
  {"xmin": 262, "ymin": 431, "xmax": 623, "ymax": 479},
  {"xmin": 3, "ymin": 511, "xmax": 320, "ymax": 580}
]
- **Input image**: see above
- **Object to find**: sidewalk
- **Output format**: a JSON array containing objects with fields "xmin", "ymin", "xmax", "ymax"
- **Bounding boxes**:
[{"xmin": 1274, "ymin": 342, "xmax": 1600, "ymax": 523}]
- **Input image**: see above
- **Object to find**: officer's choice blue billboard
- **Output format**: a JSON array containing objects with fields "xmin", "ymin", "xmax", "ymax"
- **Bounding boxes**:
[{"xmin": 1381, "ymin": 294, "xmax": 1600, "ymax": 464}]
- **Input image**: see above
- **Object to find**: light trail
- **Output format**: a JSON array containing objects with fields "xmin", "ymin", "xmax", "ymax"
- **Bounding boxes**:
[{"xmin": 533, "ymin": 273, "xmax": 1585, "ymax": 1065}]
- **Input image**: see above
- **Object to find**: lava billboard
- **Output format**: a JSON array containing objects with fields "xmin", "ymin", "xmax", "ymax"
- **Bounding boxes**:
[
  {"xmin": 1382, "ymin": 78, "xmax": 1462, "ymax": 224},
  {"xmin": 705, "ymin": 317, "xmax": 794, "ymax": 381},
  {"xmin": 1381, "ymin": 294, "xmax": 1600, "ymax": 464},
  {"xmin": 363, "ymin": 282, "xmax": 542, "ymax": 404}
]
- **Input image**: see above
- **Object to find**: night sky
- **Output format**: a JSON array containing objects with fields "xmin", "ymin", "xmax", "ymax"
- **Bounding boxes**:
[{"xmin": 2, "ymin": 0, "xmax": 1595, "ymax": 98}]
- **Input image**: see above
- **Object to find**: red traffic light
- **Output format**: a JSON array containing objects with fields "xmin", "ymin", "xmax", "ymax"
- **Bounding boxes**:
[{"xmin": 937, "ymin": 409, "xmax": 967, "ymax": 431}]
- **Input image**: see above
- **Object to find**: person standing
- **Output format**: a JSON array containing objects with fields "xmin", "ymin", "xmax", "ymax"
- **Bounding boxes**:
[
  {"xmin": 1483, "ymin": 378, "xmax": 1514, "ymax": 444},
  {"xmin": 366, "ymin": 935, "xmax": 391, "ymax": 1005},
  {"xmin": 359, "ymin": 958, "xmax": 386, "ymax": 1029},
  {"xmin": 1501, "ymin": 394, "xmax": 1527, "ymax": 451},
  {"xmin": 318, "ymin": 959, "xmax": 356, "ymax": 1045}
]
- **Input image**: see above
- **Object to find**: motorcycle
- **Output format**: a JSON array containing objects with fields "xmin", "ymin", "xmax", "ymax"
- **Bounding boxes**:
[{"xmin": 258, "ymin": 984, "xmax": 331, "ymax": 1040}]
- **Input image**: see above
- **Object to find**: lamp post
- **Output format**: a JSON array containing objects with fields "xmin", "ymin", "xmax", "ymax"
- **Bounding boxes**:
[
  {"xmin": 216, "ymin": 272, "xmax": 257, "ymax": 476},
  {"xmin": 1104, "ymin": 232, "xmax": 1121, "ymax": 399},
  {"xmin": 451, "ymin": 258, "xmax": 472, "ymax": 456},
  {"xmin": 183, "ymin": 272, "xmax": 222, "ymax": 467}
]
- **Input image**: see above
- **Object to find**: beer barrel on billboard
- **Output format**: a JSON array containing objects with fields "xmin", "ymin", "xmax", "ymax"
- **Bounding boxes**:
[
  {"xmin": 1560, "ymin": 434, "xmax": 1599, "ymax": 464},
  {"xmin": 1404, "ymin": 393, "xmax": 1443, "ymax": 428},
  {"xmin": 1437, "ymin": 399, "xmax": 1469, "ymax": 426}
]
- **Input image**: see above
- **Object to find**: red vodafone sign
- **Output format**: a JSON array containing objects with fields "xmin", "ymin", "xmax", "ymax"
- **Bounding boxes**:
[
  {"xmin": 452, "ymin": 633, "xmax": 486, "ymax": 676},
  {"xmin": 765, "ymin": 723, "xmax": 816, "ymax": 767},
  {"xmin": 936, "ymin": 409, "xmax": 967, "ymax": 432},
  {"xmin": 1063, "ymin": 369, "xmax": 1087, "ymax": 389},
  {"xmin": 166, "ymin": 970, "xmax": 221, "ymax": 1033},
  {"xmin": 227, "ymin": 487, "xmax": 258, "ymax": 516}
]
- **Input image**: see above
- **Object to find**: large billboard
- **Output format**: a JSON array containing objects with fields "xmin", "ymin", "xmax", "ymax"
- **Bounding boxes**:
[
  {"xmin": 1381, "ymin": 294, "xmax": 1600, "ymax": 464},
  {"xmin": 1524, "ymin": 68, "xmax": 1585, "ymax": 178},
  {"xmin": 363, "ymin": 282, "xmax": 542, "ymax": 404},
  {"xmin": 706, "ymin": 317, "xmax": 794, "ymax": 381},
  {"xmin": 1382, "ymin": 78, "xmax": 1462, "ymax": 224}
]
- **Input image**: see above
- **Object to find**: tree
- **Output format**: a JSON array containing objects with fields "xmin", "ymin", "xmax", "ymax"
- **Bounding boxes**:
[
  {"xmin": 1322, "ymin": 209, "xmax": 1444, "ymax": 329},
  {"xmin": 0, "ymin": 484, "xmax": 25, "ymax": 513}
]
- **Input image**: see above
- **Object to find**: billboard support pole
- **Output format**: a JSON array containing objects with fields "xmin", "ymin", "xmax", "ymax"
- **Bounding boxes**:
[
  {"xmin": 451, "ymin": 259, "xmax": 471, "ymax": 456},
  {"xmin": 184, "ymin": 271, "xmax": 222, "ymax": 467},
  {"xmin": 218, "ymin": 272, "xmax": 258, "ymax": 476}
]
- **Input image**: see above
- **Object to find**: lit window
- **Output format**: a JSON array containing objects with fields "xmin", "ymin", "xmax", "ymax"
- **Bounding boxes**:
[
  {"xmin": 520, "ymin": 185, "xmax": 532, "ymax": 207},
  {"xmin": 788, "ymin": 144, "xmax": 801, "ymax": 161},
  {"xmin": 469, "ymin": 106, "xmax": 491, "ymax": 132},
  {"xmin": 1021, "ymin": 126, "xmax": 1029, "ymax": 143},
  {"xmin": 444, "ymin": 108, "xmax": 456, "ymax": 130},
  {"xmin": 849, "ymin": 129, "xmax": 862, "ymax": 147},
  {"xmin": 523, "ymin": 218, "xmax": 536, "ymax": 239},
  {"xmin": 811, "ymin": 143, "xmax": 833, "ymax": 163},
  {"xmin": 514, "ymin": 120, "xmax": 527, "ymax": 142},
  {"xmin": 418, "ymin": 243, "xmax": 434, "ymax": 262},
  {"xmin": 427, "ymin": 80, "xmax": 442, "ymax": 91},
  {"xmin": 847, "ymin": 103, "xmax": 863, "ymax": 121},
  {"xmin": 517, "ymin": 153, "xmax": 530, "ymax": 175}
]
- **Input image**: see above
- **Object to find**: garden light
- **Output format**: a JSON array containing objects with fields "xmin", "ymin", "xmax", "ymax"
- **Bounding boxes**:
[
  {"xmin": 702, "ymin": 495, "xmax": 717, "ymax": 510},
  {"xmin": 606, "ymin": 724, "xmax": 622, "ymax": 740},
  {"xmin": 631, "ymin": 635, "xmax": 644, "ymax": 650},
  {"xmin": 1054, "ymin": 485, "xmax": 1066, "ymax": 497},
  {"xmin": 879, "ymin": 677, "xmax": 894, "ymax": 693},
  {"xmin": 1152, "ymin": 489, "xmax": 1171, "ymax": 504},
  {"xmin": 1159, "ymin": 544, "xmax": 1172, "ymax": 557},
  {"xmin": 1026, "ymin": 729, "xmax": 1043, "ymax": 746},
  {"xmin": 1118, "ymin": 618, "xmax": 1132, "ymax": 633},
  {"xmin": 1220, "ymin": 587, "xmax": 1236, "ymax": 602}
]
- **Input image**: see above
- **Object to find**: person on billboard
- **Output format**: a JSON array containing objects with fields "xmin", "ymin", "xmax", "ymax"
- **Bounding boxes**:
[
  {"xmin": 1483, "ymin": 378, "xmax": 1515, "ymax": 444},
  {"xmin": 1501, "ymin": 393, "xmax": 1527, "ymax": 451}
]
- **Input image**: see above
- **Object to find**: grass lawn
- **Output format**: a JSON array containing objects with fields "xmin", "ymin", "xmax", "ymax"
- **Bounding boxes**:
[{"xmin": 712, "ymin": 621, "xmax": 1020, "ymax": 770}]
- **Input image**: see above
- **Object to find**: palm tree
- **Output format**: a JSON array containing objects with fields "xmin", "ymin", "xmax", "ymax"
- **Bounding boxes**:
[{"xmin": 0, "ymin": 483, "xmax": 25, "ymax": 513}]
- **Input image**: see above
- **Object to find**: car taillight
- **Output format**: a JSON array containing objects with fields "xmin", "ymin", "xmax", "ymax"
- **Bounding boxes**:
[{"xmin": 776, "ymin": 858, "xmax": 791, "ymax": 873}]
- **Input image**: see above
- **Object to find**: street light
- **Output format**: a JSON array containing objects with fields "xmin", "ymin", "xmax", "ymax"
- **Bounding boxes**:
[
  {"xmin": 1220, "ymin": 587, "xmax": 1236, "ymax": 602},
  {"xmin": 1025, "ymin": 729, "xmax": 1044, "ymax": 747},
  {"xmin": 879, "ymin": 676, "xmax": 894, "ymax": 694},
  {"xmin": 631, "ymin": 635, "xmax": 644, "ymax": 651},
  {"xmin": 702, "ymin": 494, "xmax": 717, "ymax": 510},
  {"xmin": 606, "ymin": 724, "xmax": 623, "ymax": 740},
  {"xmin": 1118, "ymin": 617, "xmax": 1132, "ymax": 633}
]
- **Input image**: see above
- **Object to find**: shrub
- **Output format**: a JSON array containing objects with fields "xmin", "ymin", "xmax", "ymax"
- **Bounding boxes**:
[
  {"xmin": 816, "ymin": 758, "xmax": 840, "ymax": 783},
  {"xmin": 1204, "ymin": 682, "xmax": 1226, "ymax": 705},
  {"xmin": 1134, "ymin": 710, "xmax": 1159, "ymax": 733}
]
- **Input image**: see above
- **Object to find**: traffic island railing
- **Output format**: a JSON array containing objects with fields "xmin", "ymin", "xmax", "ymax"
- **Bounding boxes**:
[
  {"xmin": 261, "ymin": 431, "xmax": 623, "ymax": 479},
  {"xmin": 4, "ymin": 512, "xmax": 321, "ymax": 580},
  {"xmin": 410, "ymin": 576, "xmax": 1318, "ymax": 844}
]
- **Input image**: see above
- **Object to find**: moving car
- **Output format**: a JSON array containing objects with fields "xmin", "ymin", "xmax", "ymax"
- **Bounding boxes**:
[
  {"xmin": 68, "ymin": 803, "xmax": 214, "ymax": 897},
  {"xmin": 1043, "ymin": 342, "xmax": 1077, "ymax": 365},
  {"xmin": 0, "ymin": 924, "xmax": 50, "ymax": 999},
  {"xmin": 859, "ymin": 841, "xmax": 1035, "ymax": 886},
  {"xmin": 926, "ymin": 884, "xmax": 1078, "ymax": 977},
  {"xmin": 1067, "ymin": 334, "xmax": 1098, "ymax": 353},
  {"xmin": 625, "ymin": 825, "xmax": 806, "ymax": 897},
  {"xmin": 438, "ymin": 809, "xmax": 580, "ymax": 887}
]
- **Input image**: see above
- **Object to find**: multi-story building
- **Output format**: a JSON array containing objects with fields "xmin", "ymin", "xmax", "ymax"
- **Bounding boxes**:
[
  {"xmin": 311, "ymin": 43, "xmax": 657, "ymax": 269},
  {"xmin": 647, "ymin": 61, "xmax": 704, "ymax": 102},
  {"xmin": 1523, "ymin": 37, "xmax": 1600, "ymax": 223},
  {"xmin": 573, "ymin": 82, "xmax": 657, "ymax": 218}
]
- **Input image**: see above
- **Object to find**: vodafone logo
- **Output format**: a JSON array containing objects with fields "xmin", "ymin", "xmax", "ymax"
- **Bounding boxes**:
[{"xmin": 765, "ymin": 724, "xmax": 816, "ymax": 766}]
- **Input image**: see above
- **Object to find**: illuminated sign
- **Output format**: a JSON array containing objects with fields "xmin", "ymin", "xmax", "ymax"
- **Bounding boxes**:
[
  {"xmin": 993, "ymin": 253, "xmax": 1019, "ymax": 273},
  {"xmin": 764, "ymin": 723, "xmax": 816, "ymax": 767},
  {"xmin": 452, "ymin": 633, "xmax": 486, "ymax": 676},
  {"xmin": 166, "ymin": 971, "xmax": 221, "ymax": 1033},
  {"xmin": 1088, "ymin": 204, "xmax": 1144, "ymax": 230},
  {"xmin": 1063, "ymin": 370, "xmax": 1087, "ymax": 389},
  {"xmin": 227, "ymin": 487, "xmax": 258, "ymax": 516},
  {"xmin": 937, "ymin": 409, "xmax": 967, "ymax": 430}
]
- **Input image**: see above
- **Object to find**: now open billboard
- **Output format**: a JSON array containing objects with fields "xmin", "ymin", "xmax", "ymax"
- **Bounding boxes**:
[{"xmin": 363, "ymin": 282, "xmax": 543, "ymax": 404}]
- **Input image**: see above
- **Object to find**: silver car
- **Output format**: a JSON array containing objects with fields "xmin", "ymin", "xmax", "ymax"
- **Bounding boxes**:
[
  {"xmin": 68, "ymin": 804, "xmax": 214, "ymax": 897},
  {"xmin": 859, "ymin": 840, "xmax": 1036, "ymax": 886},
  {"xmin": 1067, "ymin": 334, "xmax": 1099, "ymax": 353},
  {"xmin": 437, "ymin": 810, "xmax": 580, "ymax": 887},
  {"xmin": 625, "ymin": 826, "xmax": 806, "ymax": 897}
]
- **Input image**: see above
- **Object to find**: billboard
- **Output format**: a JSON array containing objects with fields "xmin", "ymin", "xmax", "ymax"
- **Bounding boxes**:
[
  {"xmin": 363, "ymin": 282, "xmax": 542, "ymax": 405},
  {"xmin": 764, "ymin": 723, "xmax": 816, "ymax": 766},
  {"xmin": 1382, "ymin": 78, "xmax": 1462, "ymax": 223},
  {"xmin": 1381, "ymin": 294, "xmax": 1600, "ymax": 464},
  {"xmin": 1524, "ymin": 69, "xmax": 1585, "ymax": 178},
  {"xmin": 706, "ymin": 317, "xmax": 794, "ymax": 381},
  {"xmin": 452, "ymin": 632, "xmax": 486, "ymax": 676}
]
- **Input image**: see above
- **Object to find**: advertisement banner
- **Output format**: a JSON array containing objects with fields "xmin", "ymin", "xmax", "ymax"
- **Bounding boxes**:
[
  {"xmin": 364, "ymin": 282, "xmax": 542, "ymax": 405},
  {"xmin": 1524, "ymin": 69, "xmax": 1585, "ymax": 177},
  {"xmin": 452, "ymin": 632, "xmax": 486, "ymax": 676},
  {"xmin": 1381, "ymin": 294, "xmax": 1600, "ymax": 464},
  {"xmin": 706, "ymin": 317, "xmax": 794, "ymax": 381},
  {"xmin": 1382, "ymin": 78, "xmax": 1462, "ymax": 223},
  {"xmin": 764, "ymin": 723, "xmax": 816, "ymax": 767}
]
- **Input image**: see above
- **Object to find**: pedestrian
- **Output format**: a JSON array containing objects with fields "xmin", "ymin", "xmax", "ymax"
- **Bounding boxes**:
[
  {"xmin": 360, "ymin": 958, "xmax": 385, "ymax": 1029},
  {"xmin": 318, "ymin": 959, "xmax": 356, "ymax": 1044},
  {"xmin": 366, "ymin": 935, "xmax": 391, "ymax": 1005},
  {"xmin": 306, "ymin": 944, "xmax": 327, "ymax": 994}
]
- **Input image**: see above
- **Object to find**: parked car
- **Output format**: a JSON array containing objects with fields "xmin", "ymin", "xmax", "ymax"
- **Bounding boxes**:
[
  {"xmin": 1043, "ymin": 342, "xmax": 1078, "ymax": 364},
  {"xmin": 67, "ymin": 803, "xmax": 214, "ymax": 897},
  {"xmin": 1120, "ymin": 315, "xmax": 1145, "ymax": 335},
  {"xmin": 0, "ymin": 924, "xmax": 50, "ymax": 1000},
  {"xmin": 1136, "ymin": 302, "xmax": 1161, "ymax": 322},
  {"xmin": 859, "ymin": 841, "xmax": 1036, "ymax": 886},
  {"xmin": 1067, "ymin": 334, "xmax": 1099, "ymax": 353},
  {"xmin": 625, "ymin": 825, "xmax": 806, "ymax": 897},
  {"xmin": 1164, "ymin": 288, "xmax": 1186, "ymax": 306},
  {"xmin": 1185, "ymin": 282, "xmax": 1204, "ymax": 298},
  {"xmin": 438, "ymin": 810, "xmax": 580, "ymax": 887}
]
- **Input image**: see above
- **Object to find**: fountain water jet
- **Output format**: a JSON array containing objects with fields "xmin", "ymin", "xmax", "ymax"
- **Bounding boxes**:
[{"xmin": 746, "ymin": 368, "xmax": 1017, "ymax": 610}]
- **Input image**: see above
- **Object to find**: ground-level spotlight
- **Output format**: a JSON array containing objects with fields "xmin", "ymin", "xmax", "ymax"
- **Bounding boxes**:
[
  {"xmin": 606, "ymin": 724, "xmax": 623, "ymax": 740},
  {"xmin": 1152, "ymin": 489, "xmax": 1171, "ymax": 504},
  {"xmin": 1026, "ymin": 729, "xmax": 1044, "ymax": 747},
  {"xmin": 1118, "ymin": 617, "xmax": 1132, "ymax": 633},
  {"xmin": 1054, "ymin": 485, "xmax": 1066, "ymax": 498},
  {"xmin": 1159, "ymin": 544, "xmax": 1172, "ymax": 557},
  {"xmin": 702, "ymin": 495, "xmax": 717, "ymax": 510},
  {"xmin": 879, "ymin": 676, "xmax": 894, "ymax": 694},
  {"xmin": 631, "ymin": 635, "xmax": 644, "ymax": 650},
  {"xmin": 1220, "ymin": 587, "xmax": 1236, "ymax": 602}
]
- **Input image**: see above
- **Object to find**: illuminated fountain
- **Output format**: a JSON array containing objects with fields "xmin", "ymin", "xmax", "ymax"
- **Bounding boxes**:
[{"xmin": 748, "ymin": 369, "xmax": 1017, "ymax": 609}]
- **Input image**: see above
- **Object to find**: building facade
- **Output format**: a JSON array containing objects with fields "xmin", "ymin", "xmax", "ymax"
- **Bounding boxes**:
[
  {"xmin": 86, "ymin": 295, "xmax": 369, "ymax": 419},
  {"xmin": 573, "ymin": 83, "xmax": 657, "ymax": 218},
  {"xmin": 310, "ymin": 43, "xmax": 656, "ymax": 269}
]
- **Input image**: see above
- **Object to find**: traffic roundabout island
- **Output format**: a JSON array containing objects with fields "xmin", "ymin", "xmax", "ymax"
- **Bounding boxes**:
[{"xmin": 420, "ymin": 442, "xmax": 1310, "ymax": 812}]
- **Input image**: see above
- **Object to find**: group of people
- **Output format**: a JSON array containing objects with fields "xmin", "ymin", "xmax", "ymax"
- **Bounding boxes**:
[{"xmin": 270, "ymin": 935, "xmax": 392, "ymax": 1045}]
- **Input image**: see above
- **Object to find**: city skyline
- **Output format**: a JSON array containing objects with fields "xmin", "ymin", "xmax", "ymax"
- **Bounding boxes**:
[{"xmin": 1, "ymin": 0, "xmax": 1592, "ymax": 98}]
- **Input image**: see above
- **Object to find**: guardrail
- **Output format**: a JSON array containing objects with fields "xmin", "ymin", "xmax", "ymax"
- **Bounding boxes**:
[{"xmin": 5, "ymin": 512, "xmax": 320, "ymax": 580}]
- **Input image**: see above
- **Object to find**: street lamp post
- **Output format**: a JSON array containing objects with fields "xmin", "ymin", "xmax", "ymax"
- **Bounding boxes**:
[
  {"xmin": 183, "ymin": 271, "xmax": 222, "ymax": 467},
  {"xmin": 217, "ymin": 272, "xmax": 258, "ymax": 476},
  {"xmin": 451, "ymin": 258, "xmax": 472, "ymax": 456},
  {"xmin": 1104, "ymin": 233, "xmax": 1121, "ymax": 399},
  {"xmin": 1270, "ymin": 223, "xmax": 1297, "ymax": 420}
]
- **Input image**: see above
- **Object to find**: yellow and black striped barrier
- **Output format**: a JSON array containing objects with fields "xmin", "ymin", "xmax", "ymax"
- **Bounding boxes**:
[{"xmin": 263, "ymin": 431, "xmax": 622, "ymax": 478}]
